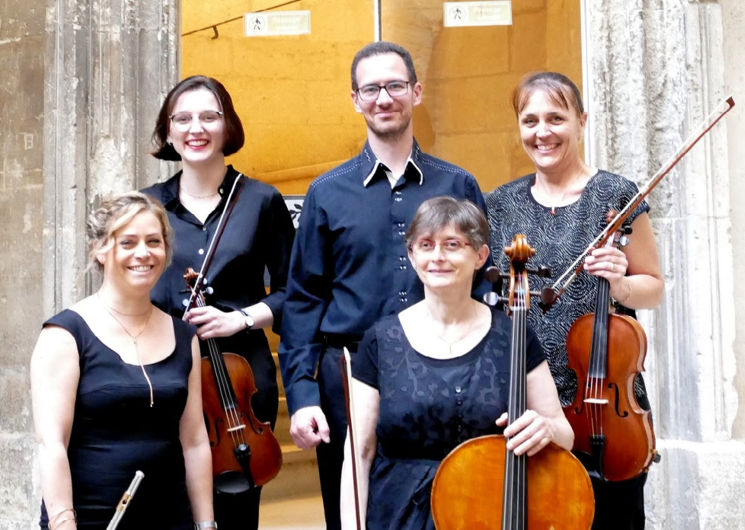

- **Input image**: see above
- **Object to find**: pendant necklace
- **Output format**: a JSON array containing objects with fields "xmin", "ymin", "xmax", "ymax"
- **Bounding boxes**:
[
  {"xmin": 98, "ymin": 293, "xmax": 155, "ymax": 407},
  {"xmin": 430, "ymin": 306, "xmax": 479, "ymax": 356}
]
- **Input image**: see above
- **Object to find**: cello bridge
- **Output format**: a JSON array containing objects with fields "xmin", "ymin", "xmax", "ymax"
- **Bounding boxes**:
[
  {"xmin": 584, "ymin": 398, "xmax": 609, "ymax": 405},
  {"xmin": 227, "ymin": 424, "xmax": 246, "ymax": 433}
]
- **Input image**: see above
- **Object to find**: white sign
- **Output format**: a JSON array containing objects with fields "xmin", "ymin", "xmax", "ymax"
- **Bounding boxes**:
[
  {"xmin": 244, "ymin": 10, "xmax": 311, "ymax": 37},
  {"xmin": 443, "ymin": 1, "xmax": 512, "ymax": 27}
]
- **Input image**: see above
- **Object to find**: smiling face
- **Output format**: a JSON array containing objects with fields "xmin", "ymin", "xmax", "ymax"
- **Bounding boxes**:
[
  {"xmin": 167, "ymin": 87, "xmax": 226, "ymax": 166},
  {"xmin": 100, "ymin": 211, "xmax": 167, "ymax": 294},
  {"xmin": 351, "ymin": 52, "xmax": 422, "ymax": 141},
  {"xmin": 408, "ymin": 223, "xmax": 489, "ymax": 293},
  {"xmin": 517, "ymin": 89, "xmax": 587, "ymax": 176}
]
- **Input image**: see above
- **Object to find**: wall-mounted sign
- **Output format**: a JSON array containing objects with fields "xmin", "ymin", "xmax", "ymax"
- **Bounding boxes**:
[
  {"xmin": 244, "ymin": 10, "xmax": 311, "ymax": 37},
  {"xmin": 443, "ymin": 1, "xmax": 512, "ymax": 27}
]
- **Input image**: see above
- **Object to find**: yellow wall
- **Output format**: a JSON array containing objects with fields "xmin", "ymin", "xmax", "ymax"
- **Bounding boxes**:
[
  {"xmin": 384, "ymin": 0, "xmax": 582, "ymax": 192},
  {"xmin": 181, "ymin": 1, "xmax": 582, "ymax": 195},
  {"xmin": 181, "ymin": 0, "xmax": 374, "ymax": 194}
]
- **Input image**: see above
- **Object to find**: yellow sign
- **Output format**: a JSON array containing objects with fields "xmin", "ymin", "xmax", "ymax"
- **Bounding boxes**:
[{"xmin": 443, "ymin": 1, "xmax": 512, "ymax": 27}]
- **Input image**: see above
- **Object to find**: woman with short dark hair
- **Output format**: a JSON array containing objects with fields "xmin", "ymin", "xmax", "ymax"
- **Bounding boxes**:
[{"xmin": 143, "ymin": 75, "xmax": 295, "ymax": 530}]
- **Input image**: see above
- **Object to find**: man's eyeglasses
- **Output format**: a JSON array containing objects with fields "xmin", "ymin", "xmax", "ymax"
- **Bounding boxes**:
[
  {"xmin": 169, "ymin": 111, "xmax": 224, "ymax": 131},
  {"xmin": 356, "ymin": 81, "xmax": 410, "ymax": 102},
  {"xmin": 410, "ymin": 238, "xmax": 472, "ymax": 254}
]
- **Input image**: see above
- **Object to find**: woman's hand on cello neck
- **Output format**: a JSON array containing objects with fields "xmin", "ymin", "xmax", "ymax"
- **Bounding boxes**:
[{"xmin": 496, "ymin": 360, "xmax": 575, "ymax": 456}]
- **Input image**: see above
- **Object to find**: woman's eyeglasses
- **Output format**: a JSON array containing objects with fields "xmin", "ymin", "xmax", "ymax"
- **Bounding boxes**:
[
  {"xmin": 410, "ymin": 238, "xmax": 472, "ymax": 254},
  {"xmin": 169, "ymin": 111, "xmax": 224, "ymax": 131}
]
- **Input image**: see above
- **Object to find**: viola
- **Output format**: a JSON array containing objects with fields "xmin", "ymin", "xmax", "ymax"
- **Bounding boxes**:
[
  {"xmin": 430, "ymin": 235, "xmax": 594, "ymax": 529},
  {"xmin": 184, "ymin": 268, "xmax": 282, "ymax": 493},
  {"xmin": 563, "ymin": 226, "xmax": 655, "ymax": 481}
]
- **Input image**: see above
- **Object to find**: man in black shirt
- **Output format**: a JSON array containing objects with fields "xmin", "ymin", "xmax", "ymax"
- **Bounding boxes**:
[{"xmin": 279, "ymin": 41, "xmax": 485, "ymax": 529}]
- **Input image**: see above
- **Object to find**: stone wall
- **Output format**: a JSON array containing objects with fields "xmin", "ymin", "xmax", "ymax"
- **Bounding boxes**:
[
  {"xmin": 0, "ymin": 1, "xmax": 45, "ymax": 527},
  {"xmin": 0, "ymin": 1, "xmax": 178, "ymax": 527},
  {"xmin": 584, "ymin": 1, "xmax": 745, "ymax": 528}
]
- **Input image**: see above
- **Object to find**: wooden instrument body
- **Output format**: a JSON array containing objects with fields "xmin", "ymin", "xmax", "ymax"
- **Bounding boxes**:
[
  {"xmin": 431, "ymin": 435, "xmax": 594, "ymax": 529},
  {"xmin": 564, "ymin": 311, "xmax": 655, "ymax": 481},
  {"xmin": 201, "ymin": 351, "xmax": 282, "ymax": 490}
]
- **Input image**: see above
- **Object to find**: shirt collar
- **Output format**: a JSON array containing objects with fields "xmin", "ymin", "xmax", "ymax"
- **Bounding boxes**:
[{"xmin": 361, "ymin": 140, "xmax": 424, "ymax": 187}]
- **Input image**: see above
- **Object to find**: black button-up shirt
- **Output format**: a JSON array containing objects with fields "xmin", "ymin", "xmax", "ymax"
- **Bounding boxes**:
[
  {"xmin": 142, "ymin": 166, "xmax": 295, "ymax": 333},
  {"xmin": 279, "ymin": 142, "xmax": 486, "ymax": 413}
]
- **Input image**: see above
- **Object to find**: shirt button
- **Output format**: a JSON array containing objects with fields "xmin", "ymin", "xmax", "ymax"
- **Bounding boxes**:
[
  {"xmin": 202, "ymin": 227, "xmax": 207, "ymax": 232},
  {"xmin": 198, "ymin": 248, "xmax": 205, "ymax": 255},
  {"xmin": 456, "ymin": 399, "xmax": 463, "ymax": 406},
  {"xmin": 455, "ymin": 386, "xmax": 462, "ymax": 394},
  {"xmin": 394, "ymin": 197, "xmax": 402, "ymax": 202}
]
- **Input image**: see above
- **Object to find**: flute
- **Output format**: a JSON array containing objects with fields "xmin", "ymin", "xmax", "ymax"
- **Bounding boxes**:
[{"xmin": 106, "ymin": 470, "xmax": 144, "ymax": 530}]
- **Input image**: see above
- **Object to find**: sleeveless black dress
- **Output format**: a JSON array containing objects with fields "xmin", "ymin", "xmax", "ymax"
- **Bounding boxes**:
[{"xmin": 39, "ymin": 309, "xmax": 196, "ymax": 529}]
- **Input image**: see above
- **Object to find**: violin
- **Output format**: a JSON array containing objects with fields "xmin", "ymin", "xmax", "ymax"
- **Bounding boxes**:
[
  {"xmin": 563, "ymin": 222, "xmax": 656, "ymax": 482},
  {"xmin": 430, "ymin": 234, "xmax": 594, "ymax": 529},
  {"xmin": 184, "ymin": 268, "xmax": 282, "ymax": 493}
]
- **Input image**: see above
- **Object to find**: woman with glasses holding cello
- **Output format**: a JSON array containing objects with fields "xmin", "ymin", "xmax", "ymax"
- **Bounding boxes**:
[
  {"xmin": 339, "ymin": 197, "xmax": 575, "ymax": 529},
  {"xmin": 487, "ymin": 72, "xmax": 664, "ymax": 529},
  {"xmin": 143, "ymin": 75, "xmax": 295, "ymax": 530}
]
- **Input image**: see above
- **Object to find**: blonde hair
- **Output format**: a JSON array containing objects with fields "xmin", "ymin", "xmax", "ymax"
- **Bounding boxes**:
[{"xmin": 87, "ymin": 191, "xmax": 173, "ymax": 272}]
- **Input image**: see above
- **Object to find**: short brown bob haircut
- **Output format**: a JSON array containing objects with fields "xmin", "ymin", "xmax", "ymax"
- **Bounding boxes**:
[{"xmin": 151, "ymin": 75, "xmax": 245, "ymax": 161}]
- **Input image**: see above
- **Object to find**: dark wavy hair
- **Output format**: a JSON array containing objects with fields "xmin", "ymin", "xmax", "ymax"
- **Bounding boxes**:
[
  {"xmin": 512, "ymin": 71, "xmax": 584, "ymax": 118},
  {"xmin": 151, "ymin": 75, "xmax": 245, "ymax": 161},
  {"xmin": 350, "ymin": 41, "xmax": 418, "ymax": 91}
]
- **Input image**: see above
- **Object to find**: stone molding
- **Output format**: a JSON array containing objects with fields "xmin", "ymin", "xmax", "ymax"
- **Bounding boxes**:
[{"xmin": 583, "ymin": 1, "xmax": 742, "ymax": 527}]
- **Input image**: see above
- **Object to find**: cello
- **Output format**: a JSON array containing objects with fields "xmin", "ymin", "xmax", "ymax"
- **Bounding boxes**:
[
  {"xmin": 184, "ymin": 268, "xmax": 283, "ymax": 493},
  {"xmin": 563, "ymin": 222, "xmax": 655, "ymax": 482},
  {"xmin": 431, "ymin": 234, "xmax": 594, "ymax": 529}
]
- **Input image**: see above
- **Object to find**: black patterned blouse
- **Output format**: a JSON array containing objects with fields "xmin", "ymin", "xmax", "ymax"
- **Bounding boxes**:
[
  {"xmin": 353, "ymin": 307, "xmax": 544, "ymax": 529},
  {"xmin": 486, "ymin": 170, "xmax": 649, "ymax": 407}
]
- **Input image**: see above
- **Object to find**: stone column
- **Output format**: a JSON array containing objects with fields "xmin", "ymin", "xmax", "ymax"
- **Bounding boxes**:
[
  {"xmin": 43, "ymin": 0, "xmax": 179, "ymax": 310},
  {"xmin": 583, "ymin": 1, "xmax": 744, "ymax": 528}
]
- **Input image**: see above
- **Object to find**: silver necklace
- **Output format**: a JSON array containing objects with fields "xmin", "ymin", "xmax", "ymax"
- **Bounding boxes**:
[
  {"xmin": 179, "ymin": 185, "xmax": 219, "ymax": 199},
  {"xmin": 98, "ymin": 294, "xmax": 155, "ymax": 407},
  {"xmin": 430, "ymin": 306, "xmax": 479, "ymax": 355}
]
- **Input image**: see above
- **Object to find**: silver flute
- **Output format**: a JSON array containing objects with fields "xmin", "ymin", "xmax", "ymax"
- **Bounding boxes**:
[{"xmin": 106, "ymin": 470, "xmax": 144, "ymax": 530}]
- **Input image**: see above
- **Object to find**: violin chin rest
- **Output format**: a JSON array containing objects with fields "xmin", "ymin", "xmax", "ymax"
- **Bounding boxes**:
[{"xmin": 215, "ymin": 471, "xmax": 252, "ymax": 495}]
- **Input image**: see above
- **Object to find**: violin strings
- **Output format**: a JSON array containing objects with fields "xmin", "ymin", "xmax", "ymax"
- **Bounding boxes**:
[{"xmin": 195, "ymin": 295, "xmax": 248, "ymax": 449}]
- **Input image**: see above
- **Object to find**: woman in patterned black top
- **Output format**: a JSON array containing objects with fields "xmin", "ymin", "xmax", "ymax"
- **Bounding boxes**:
[
  {"xmin": 486, "ymin": 72, "xmax": 664, "ymax": 529},
  {"xmin": 339, "ymin": 197, "xmax": 573, "ymax": 529}
]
